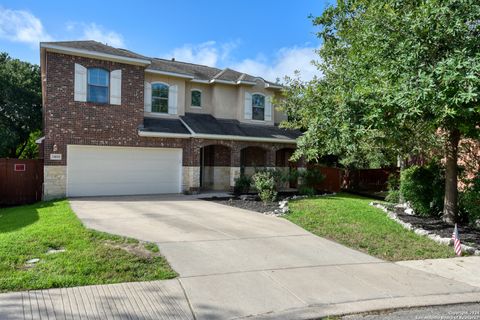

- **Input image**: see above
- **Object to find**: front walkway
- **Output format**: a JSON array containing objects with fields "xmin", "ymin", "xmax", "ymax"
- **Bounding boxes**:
[{"xmin": 1, "ymin": 195, "xmax": 479, "ymax": 319}]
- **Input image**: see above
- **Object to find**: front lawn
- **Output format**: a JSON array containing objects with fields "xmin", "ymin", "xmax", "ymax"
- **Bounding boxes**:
[
  {"xmin": 0, "ymin": 200, "xmax": 176, "ymax": 292},
  {"xmin": 287, "ymin": 193, "xmax": 454, "ymax": 261}
]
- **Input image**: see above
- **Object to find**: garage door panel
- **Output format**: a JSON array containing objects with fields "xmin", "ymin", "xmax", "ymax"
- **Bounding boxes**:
[{"xmin": 67, "ymin": 145, "xmax": 182, "ymax": 197}]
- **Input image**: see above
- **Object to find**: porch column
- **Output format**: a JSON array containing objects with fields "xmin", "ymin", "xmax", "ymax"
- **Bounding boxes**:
[
  {"xmin": 183, "ymin": 140, "xmax": 200, "ymax": 193},
  {"xmin": 230, "ymin": 145, "xmax": 241, "ymax": 188},
  {"xmin": 265, "ymin": 147, "xmax": 276, "ymax": 170}
]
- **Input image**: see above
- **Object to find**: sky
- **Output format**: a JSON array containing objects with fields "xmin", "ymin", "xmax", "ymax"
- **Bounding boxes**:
[{"xmin": 0, "ymin": 0, "xmax": 331, "ymax": 81}]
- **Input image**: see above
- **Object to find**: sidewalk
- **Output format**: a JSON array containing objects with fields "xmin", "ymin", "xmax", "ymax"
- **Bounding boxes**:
[{"xmin": 1, "ymin": 258, "xmax": 479, "ymax": 320}]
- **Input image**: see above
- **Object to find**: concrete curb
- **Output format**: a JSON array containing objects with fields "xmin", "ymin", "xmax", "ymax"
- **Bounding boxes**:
[{"xmin": 248, "ymin": 292, "xmax": 480, "ymax": 320}]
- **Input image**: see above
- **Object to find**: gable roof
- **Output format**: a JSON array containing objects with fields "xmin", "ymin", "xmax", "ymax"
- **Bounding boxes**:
[{"xmin": 40, "ymin": 40, "xmax": 282, "ymax": 87}]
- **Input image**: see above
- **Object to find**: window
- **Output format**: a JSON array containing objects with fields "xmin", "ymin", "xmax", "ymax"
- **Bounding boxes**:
[
  {"xmin": 152, "ymin": 83, "xmax": 169, "ymax": 113},
  {"xmin": 191, "ymin": 90, "xmax": 201, "ymax": 107},
  {"xmin": 87, "ymin": 68, "xmax": 109, "ymax": 103},
  {"xmin": 252, "ymin": 94, "xmax": 265, "ymax": 121}
]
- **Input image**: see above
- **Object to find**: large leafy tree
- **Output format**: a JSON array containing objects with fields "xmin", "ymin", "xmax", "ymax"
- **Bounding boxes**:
[
  {"xmin": 281, "ymin": 0, "xmax": 480, "ymax": 223},
  {"xmin": 0, "ymin": 53, "xmax": 42, "ymax": 158}
]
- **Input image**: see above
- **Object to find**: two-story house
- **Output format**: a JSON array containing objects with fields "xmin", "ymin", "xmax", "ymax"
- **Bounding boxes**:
[{"xmin": 40, "ymin": 41, "xmax": 301, "ymax": 199}]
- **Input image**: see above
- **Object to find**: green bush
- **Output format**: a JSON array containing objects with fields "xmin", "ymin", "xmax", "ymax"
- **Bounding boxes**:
[
  {"xmin": 299, "ymin": 167, "xmax": 325, "ymax": 189},
  {"xmin": 400, "ymin": 163, "xmax": 444, "ymax": 217},
  {"xmin": 460, "ymin": 174, "xmax": 480, "ymax": 225},
  {"xmin": 385, "ymin": 189, "xmax": 400, "ymax": 203},
  {"xmin": 385, "ymin": 173, "xmax": 400, "ymax": 203},
  {"xmin": 234, "ymin": 174, "xmax": 251, "ymax": 194},
  {"xmin": 252, "ymin": 171, "xmax": 278, "ymax": 203},
  {"xmin": 298, "ymin": 185, "xmax": 316, "ymax": 197}
]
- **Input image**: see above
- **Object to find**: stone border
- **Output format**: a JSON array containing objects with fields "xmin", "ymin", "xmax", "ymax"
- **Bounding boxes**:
[{"xmin": 370, "ymin": 202, "xmax": 480, "ymax": 256}]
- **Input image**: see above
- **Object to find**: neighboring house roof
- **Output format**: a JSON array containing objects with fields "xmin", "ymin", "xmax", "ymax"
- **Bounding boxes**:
[
  {"xmin": 40, "ymin": 40, "xmax": 282, "ymax": 87},
  {"xmin": 140, "ymin": 114, "xmax": 300, "ymax": 143}
]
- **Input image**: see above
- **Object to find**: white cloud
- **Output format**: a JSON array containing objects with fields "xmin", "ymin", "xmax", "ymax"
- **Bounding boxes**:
[
  {"xmin": 164, "ymin": 41, "xmax": 320, "ymax": 82},
  {"xmin": 232, "ymin": 46, "xmax": 320, "ymax": 82},
  {"xmin": 0, "ymin": 7, "xmax": 52, "ymax": 47},
  {"xmin": 81, "ymin": 23, "xmax": 124, "ymax": 47},
  {"xmin": 162, "ymin": 40, "xmax": 240, "ymax": 66}
]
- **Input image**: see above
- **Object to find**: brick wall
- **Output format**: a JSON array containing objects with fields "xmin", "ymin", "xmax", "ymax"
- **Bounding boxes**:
[
  {"xmin": 44, "ymin": 52, "xmax": 192, "ymax": 165},
  {"xmin": 43, "ymin": 52, "xmax": 299, "ymax": 196}
]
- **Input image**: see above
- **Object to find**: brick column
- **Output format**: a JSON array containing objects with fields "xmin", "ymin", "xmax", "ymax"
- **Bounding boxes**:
[
  {"xmin": 183, "ymin": 139, "xmax": 201, "ymax": 193},
  {"xmin": 230, "ymin": 145, "xmax": 241, "ymax": 188},
  {"xmin": 265, "ymin": 148, "xmax": 276, "ymax": 170}
]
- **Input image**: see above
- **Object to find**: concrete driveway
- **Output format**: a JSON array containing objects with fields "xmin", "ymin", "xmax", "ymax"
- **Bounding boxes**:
[{"xmin": 67, "ymin": 194, "xmax": 480, "ymax": 320}]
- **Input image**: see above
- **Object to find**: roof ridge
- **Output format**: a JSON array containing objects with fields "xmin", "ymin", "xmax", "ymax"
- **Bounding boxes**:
[
  {"xmin": 212, "ymin": 68, "xmax": 227, "ymax": 79},
  {"xmin": 152, "ymin": 57, "xmax": 222, "ymax": 72}
]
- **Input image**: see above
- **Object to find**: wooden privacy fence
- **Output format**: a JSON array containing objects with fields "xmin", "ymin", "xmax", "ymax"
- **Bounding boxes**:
[
  {"xmin": 312, "ymin": 166, "xmax": 344, "ymax": 193},
  {"xmin": 0, "ymin": 159, "xmax": 43, "ymax": 206},
  {"xmin": 343, "ymin": 168, "xmax": 398, "ymax": 192}
]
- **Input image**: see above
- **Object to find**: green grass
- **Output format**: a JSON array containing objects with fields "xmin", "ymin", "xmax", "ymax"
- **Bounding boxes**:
[
  {"xmin": 286, "ymin": 193, "xmax": 455, "ymax": 261},
  {"xmin": 0, "ymin": 200, "xmax": 176, "ymax": 292}
]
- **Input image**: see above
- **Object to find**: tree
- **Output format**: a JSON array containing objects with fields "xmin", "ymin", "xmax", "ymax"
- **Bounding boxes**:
[
  {"xmin": 280, "ymin": 0, "xmax": 480, "ymax": 223},
  {"xmin": 0, "ymin": 53, "xmax": 42, "ymax": 158}
]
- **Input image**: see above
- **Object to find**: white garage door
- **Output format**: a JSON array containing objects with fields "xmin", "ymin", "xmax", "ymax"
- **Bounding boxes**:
[{"xmin": 67, "ymin": 145, "xmax": 182, "ymax": 197}]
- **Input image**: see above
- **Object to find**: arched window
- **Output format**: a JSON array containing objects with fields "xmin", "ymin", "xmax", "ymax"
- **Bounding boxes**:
[
  {"xmin": 87, "ymin": 68, "xmax": 109, "ymax": 103},
  {"xmin": 152, "ymin": 83, "xmax": 169, "ymax": 113},
  {"xmin": 252, "ymin": 93, "xmax": 265, "ymax": 121},
  {"xmin": 191, "ymin": 89, "xmax": 202, "ymax": 107}
]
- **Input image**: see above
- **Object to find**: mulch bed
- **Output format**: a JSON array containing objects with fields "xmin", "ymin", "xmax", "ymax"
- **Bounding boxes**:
[
  {"xmin": 202, "ymin": 195, "xmax": 280, "ymax": 214},
  {"xmin": 388, "ymin": 205, "xmax": 480, "ymax": 249}
]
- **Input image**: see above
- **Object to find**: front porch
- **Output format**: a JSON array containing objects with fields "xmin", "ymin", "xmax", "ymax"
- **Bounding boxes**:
[{"xmin": 183, "ymin": 140, "xmax": 302, "ymax": 193}]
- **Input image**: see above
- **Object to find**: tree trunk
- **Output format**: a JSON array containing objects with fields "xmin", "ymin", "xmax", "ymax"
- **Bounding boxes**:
[
  {"xmin": 398, "ymin": 155, "xmax": 406, "ymax": 203},
  {"xmin": 442, "ymin": 128, "xmax": 461, "ymax": 225}
]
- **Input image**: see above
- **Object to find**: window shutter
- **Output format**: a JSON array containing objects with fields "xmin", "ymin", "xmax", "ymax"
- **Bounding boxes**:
[
  {"xmin": 168, "ymin": 85, "xmax": 178, "ymax": 114},
  {"xmin": 110, "ymin": 69, "xmax": 122, "ymax": 105},
  {"xmin": 265, "ymin": 96, "xmax": 272, "ymax": 121},
  {"xmin": 144, "ymin": 81, "xmax": 152, "ymax": 112},
  {"xmin": 74, "ymin": 63, "xmax": 87, "ymax": 102},
  {"xmin": 244, "ymin": 92, "xmax": 252, "ymax": 120}
]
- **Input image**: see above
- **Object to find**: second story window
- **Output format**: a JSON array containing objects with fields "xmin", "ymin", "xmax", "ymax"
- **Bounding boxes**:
[
  {"xmin": 152, "ymin": 83, "xmax": 169, "ymax": 113},
  {"xmin": 87, "ymin": 68, "xmax": 109, "ymax": 103},
  {"xmin": 191, "ymin": 90, "xmax": 202, "ymax": 107},
  {"xmin": 252, "ymin": 94, "xmax": 265, "ymax": 121}
]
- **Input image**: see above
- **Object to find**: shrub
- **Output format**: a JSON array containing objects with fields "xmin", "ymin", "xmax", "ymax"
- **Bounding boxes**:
[
  {"xmin": 298, "ymin": 185, "xmax": 316, "ymax": 197},
  {"xmin": 385, "ymin": 189, "xmax": 400, "ymax": 203},
  {"xmin": 252, "ymin": 171, "xmax": 277, "ymax": 203},
  {"xmin": 386, "ymin": 173, "xmax": 400, "ymax": 203},
  {"xmin": 400, "ymin": 163, "xmax": 444, "ymax": 217},
  {"xmin": 234, "ymin": 174, "xmax": 251, "ymax": 194},
  {"xmin": 299, "ymin": 167, "xmax": 325, "ymax": 190},
  {"xmin": 460, "ymin": 174, "xmax": 480, "ymax": 225}
]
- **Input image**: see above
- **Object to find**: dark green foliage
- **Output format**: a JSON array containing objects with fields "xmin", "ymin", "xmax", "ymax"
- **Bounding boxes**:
[
  {"xmin": 385, "ymin": 190, "xmax": 400, "ymax": 204},
  {"xmin": 400, "ymin": 164, "xmax": 445, "ymax": 216},
  {"xmin": 234, "ymin": 174, "xmax": 252, "ymax": 194},
  {"xmin": 459, "ymin": 174, "xmax": 480, "ymax": 224},
  {"xmin": 0, "ymin": 53, "xmax": 42, "ymax": 158},
  {"xmin": 280, "ymin": 0, "xmax": 480, "ymax": 221},
  {"xmin": 298, "ymin": 185, "xmax": 316, "ymax": 197},
  {"xmin": 252, "ymin": 171, "xmax": 277, "ymax": 203},
  {"xmin": 386, "ymin": 173, "xmax": 401, "ymax": 203},
  {"xmin": 299, "ymin": 167, "xmax": 325, "ymax": 190}
]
